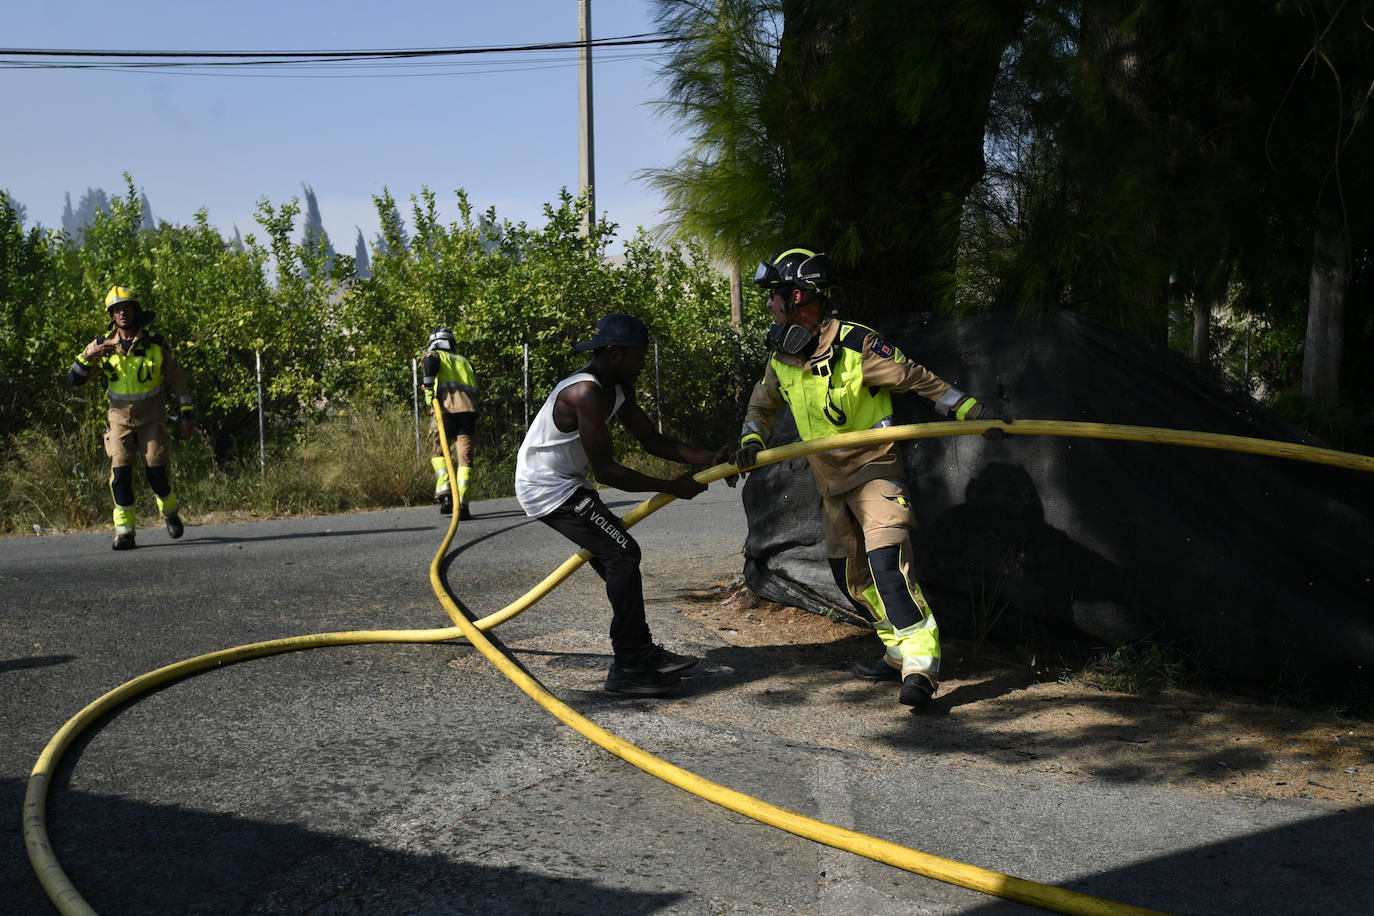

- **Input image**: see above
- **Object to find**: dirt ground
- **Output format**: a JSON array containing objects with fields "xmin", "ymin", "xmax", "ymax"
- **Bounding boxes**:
[{"xmin": 677, "ymin": 579, "xmax": 1374, "ymax": 810}]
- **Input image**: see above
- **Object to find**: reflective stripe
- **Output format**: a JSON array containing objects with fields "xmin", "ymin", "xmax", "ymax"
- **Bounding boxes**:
[
  {"xmin": 900, "ymin": 658, "xmax": 940, "ymax": 676},
  {"xmin": 431, "ymin": 456, "xmax": 451, "ymax": 495},
  {"xmin": 935, "ymin": 387, "xmax": 965, "ymax": 415},
  {"xmin": 871, "ymin": 416, "xmax": 893, "ymax": 429},
  {"xmin": 955, "ymin": 397, "xmax": 978, "ymax": 421},
  {"xmin": 109, "ymin": 386, "xmax": 163, "ymax": 404},
  {"xmin": 740, "ymin": 420, "xmax": 767, "ymax": 440},
  {"xmin": 70, "ymin": 361, "xmax": 90, "ymax": 377}
]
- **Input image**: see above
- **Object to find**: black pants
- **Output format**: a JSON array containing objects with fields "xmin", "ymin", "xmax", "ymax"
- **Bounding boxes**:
[
  {"xmin": 540, "ymin": 488, "xmax": 650, "ymax": 664},
  {"xmin": 436, "ymin": 410, "xmax": 477, "ymax": 440}
]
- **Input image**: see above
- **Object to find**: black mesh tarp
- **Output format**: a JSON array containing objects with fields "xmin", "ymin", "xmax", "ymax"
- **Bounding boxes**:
[{"xmin": 741, "ymin": 309, "xmax": 1374, "ymax": 698}]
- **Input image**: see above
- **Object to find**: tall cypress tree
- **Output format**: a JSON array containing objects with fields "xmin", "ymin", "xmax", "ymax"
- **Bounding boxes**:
[{"xmin": 301, "ymin": 183, "xmax": 336, "ymax": 273}]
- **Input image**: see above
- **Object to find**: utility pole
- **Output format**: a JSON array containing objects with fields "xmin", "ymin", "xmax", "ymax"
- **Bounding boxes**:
[{"xmin": 578, "ymin": 0, "xmax": 595, "ymax": 237}]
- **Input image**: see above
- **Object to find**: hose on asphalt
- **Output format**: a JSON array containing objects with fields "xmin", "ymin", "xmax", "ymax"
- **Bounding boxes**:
[{"xmin": 24, "ymin": 411, "xmax": 1372, "ymax": 915}]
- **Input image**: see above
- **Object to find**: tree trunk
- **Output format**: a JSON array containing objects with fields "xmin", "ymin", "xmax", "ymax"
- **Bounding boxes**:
[
  {"xmin": 729, "ymin": 260, "xmax": 743, "ymax": 328},
  {"xmin": 1301, "ymin": 222, "xmax": 1349, "ymax": 402},
  {"xmin": 772, "ymin": 0, "xmax": 1028, "ymax": 321},
  {"xmin": 1191, "ymin": 294, "xmax": 1211, "ymax": 369}
]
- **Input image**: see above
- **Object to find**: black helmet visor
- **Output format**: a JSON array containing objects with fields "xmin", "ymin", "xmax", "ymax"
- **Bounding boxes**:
[{"xmin": 753, "ymin": 260, "xmax": 780, "ymax": 289}]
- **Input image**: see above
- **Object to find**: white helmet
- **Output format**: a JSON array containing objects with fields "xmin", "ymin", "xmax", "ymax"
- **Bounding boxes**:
[{"xmin": 427, "ymin": 327, "xmax": 456, "ymax": 352}]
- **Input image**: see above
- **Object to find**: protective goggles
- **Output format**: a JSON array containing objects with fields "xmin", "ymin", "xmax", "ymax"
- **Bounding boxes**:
[{"xmin": 752, "ymin": 259, "xmax": 783, "ymax": 289}]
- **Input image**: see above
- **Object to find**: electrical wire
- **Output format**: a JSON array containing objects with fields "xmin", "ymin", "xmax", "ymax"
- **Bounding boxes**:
[{"xmin": 0, "ymin": 33, "xmax": 680, "ymax": 77}]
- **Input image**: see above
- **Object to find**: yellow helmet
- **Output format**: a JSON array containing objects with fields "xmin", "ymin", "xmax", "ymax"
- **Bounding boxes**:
[{"xmin": 104, "ymin": 286, "xmax": 139, "ymax": 312}]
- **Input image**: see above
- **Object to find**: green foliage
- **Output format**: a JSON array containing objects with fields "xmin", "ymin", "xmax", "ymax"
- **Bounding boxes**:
[
  {"xmin": 1066, "ymin": 641, "xmax": 1201, "ymax": 695},
  {"xmin": 767, "ymin": 0, "xmax": 1029, "ymax": 316},
  {"xmin": 0, "ymin": 425, "xmax": 109, "ymax": 531},
  {"xmin": 1, "ymin": 175, "xmax": 754, "ymax": 534},
  {"xmin": 0, "ymin": 190, "xmax": 74, "ymax": 435},
  {"xmin": 290, "ymin": 402, "xmax": 431, "ymax": 510},
  {"xmin": 643, "ymin": 0, "xmax": 786, "ymax": 264},
  {"xmin": 1270, "ymin": 388, "xmax": 1372, "ymax": 455},
  {"xmin": 961, "ymin": 0, "xmax": 1374, "ymax": 393}
]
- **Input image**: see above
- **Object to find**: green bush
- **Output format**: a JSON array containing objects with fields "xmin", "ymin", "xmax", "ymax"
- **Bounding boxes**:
[
  {"xmin": 292, "ymin": 403, "xmax": 432, "ymax": 510},
  {"xmin": 0, "ymin": 425, "xmax": 109, "ymax": 532},
  {"xmin": 1, "ymin": 177, "xmax": 769, "ymax": 535}
]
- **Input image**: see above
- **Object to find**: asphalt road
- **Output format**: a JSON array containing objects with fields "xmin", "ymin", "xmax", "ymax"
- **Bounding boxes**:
[{"xmin": 2, "ymin": 485, "xmax": 1369, "ymax": 915}]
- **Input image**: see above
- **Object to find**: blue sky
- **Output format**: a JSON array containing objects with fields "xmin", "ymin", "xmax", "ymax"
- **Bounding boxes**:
[{"xmin": 2, "ymin": 0, "xmax": 689, "ymax": 253}]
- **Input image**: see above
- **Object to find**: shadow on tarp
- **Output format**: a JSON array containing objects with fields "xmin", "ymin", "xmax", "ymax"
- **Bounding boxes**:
[{"xmin": 743, "ymin": 307, "xmax": 1374, "ymax": 700}]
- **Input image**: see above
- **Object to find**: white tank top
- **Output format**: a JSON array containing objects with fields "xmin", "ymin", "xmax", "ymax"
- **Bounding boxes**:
[{"xmin": 515, "ymin": 372, "xmax": 626, "ymax": 518}]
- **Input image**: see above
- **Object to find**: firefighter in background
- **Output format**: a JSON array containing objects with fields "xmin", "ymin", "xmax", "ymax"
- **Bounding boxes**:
[
  {"xmin": 68, "ymin": 286, "xmax": 195, "ymax": 551},
  {"xmin": 422, "ymin": 327, "xmax": 479, "ymax": 519},
  {"xmin": 732, "ymin": 248, "xmax": 1010, "ymax": 710}
]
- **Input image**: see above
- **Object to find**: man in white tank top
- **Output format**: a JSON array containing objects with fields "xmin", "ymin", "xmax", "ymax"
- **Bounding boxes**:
[{"xmin": 515, "ymin": 313, "xmax": 727, "ymax": 696}]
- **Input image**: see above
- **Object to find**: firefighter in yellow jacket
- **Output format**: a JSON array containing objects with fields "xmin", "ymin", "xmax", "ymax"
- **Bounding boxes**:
[
  {"xmin": 422, "ymin": 328, "xmax": 479, "ymax": 519},
  {"xmin": 733, "ymin": 248, "xmax": 1010, "ymax": 710},
  {"xmin": 68, "ymin": 286, "xmax": 195, "ymax": 550}
]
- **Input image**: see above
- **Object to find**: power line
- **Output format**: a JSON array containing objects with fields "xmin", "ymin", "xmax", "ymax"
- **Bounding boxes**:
[
  {"xmin": 0, "ymin": 33, "xmax": 679, "ymax": 73},
  {"xmin": 11, "ymin": 52, "xmax": 668, "ymax": 80}
]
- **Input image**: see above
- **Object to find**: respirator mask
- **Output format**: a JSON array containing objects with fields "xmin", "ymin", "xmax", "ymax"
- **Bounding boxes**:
[{"xmin": 766, "ymin": 321, "xmax": 818, "ymax": 356}]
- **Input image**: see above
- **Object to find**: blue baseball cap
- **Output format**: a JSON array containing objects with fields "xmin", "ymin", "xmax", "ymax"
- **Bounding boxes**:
[{"xmin": 574, "ymin": 313, "xmax": 649, "ymax": 352}]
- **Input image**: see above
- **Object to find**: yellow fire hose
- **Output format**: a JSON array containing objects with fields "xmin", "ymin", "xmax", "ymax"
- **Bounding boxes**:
[{"xmin": 24, "ymin": 410, "xmax": 1374, "ymax": 915}]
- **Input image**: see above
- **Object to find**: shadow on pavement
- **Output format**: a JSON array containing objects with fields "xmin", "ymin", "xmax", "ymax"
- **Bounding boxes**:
[
  {"xmin": 962, "ymin": 804, "xmax": 1373, "ymax": 915},
  {"xmin": 0, "ymin": 655, "xmax": 76, "ymax": 675},
  {"xmin": 2, "ymin": 777, "xmax": 682, "ymax": 915}
]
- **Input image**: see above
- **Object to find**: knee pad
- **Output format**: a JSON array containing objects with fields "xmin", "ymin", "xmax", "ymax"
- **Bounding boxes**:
[
  {"xmin": 868, "ymin": 545, "xmax": 921, "ymax": 630},
  {"xmin": 145, "ymin": 465, "xmax": 171, "ymax": 498},
  {"xmin": 110, "ymin": 465, "xmax": 135, "ymax": 506}
]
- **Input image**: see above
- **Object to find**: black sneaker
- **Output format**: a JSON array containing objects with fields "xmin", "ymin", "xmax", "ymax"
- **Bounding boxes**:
[
  {"xmin": 438, "ymin": 494, "xmax": 453, "ymax": 516},
  {"xmin": 853, "ymin": 655, "xmax": 901, "ymax": 682},
  {"xmin": 637, "ymin": 643, "xmax": 699, "ymax": 675},
  {"xmin": 605, "ymin": 662, "xmax": 681, "ymax": 696},
  {"xmin": 112, "ymin": 532, "xmax": 137, "ymax": 551},
  {"xmin": 899, "ymin": 672, "xmax": 937, "ymax": 709},
  {"xmin": 458, "ymin": 502, "xmax": 473, "ymax": 521},
  {"xmin": 164, "ymin": 513, "xmax": 184, "ymax": 539}
]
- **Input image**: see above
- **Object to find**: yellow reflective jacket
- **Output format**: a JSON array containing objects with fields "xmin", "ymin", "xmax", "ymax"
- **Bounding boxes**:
[
  {"xmin": 70, "ymin": 329, "xmax": 193, "ymax": 424},
  {"xmin": 423, "ymin": 350, "xmax": 479, "ymax": 414},
  {"xmin": 742, "ymin": 318, "xmax": 959, "ymax": 496}
]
